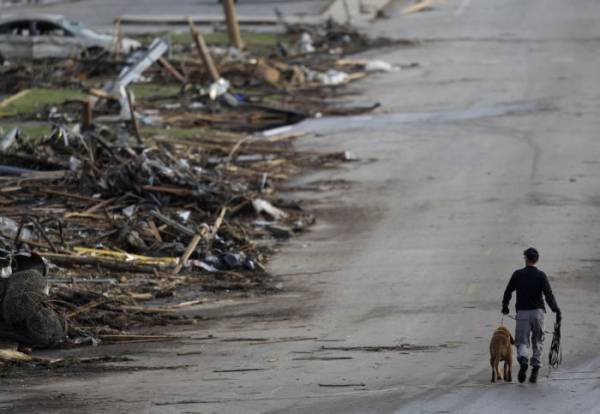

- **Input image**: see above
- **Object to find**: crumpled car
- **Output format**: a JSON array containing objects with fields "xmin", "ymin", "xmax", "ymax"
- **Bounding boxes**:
[{"xmin": 0, "ymin": 14, "xmax": 140, "ymax": 64}]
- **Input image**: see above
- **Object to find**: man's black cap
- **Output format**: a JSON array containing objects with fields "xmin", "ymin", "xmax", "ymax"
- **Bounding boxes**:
[{"xmin": 523, "ymin": 247, "xmax": 539, "ymax": 262}]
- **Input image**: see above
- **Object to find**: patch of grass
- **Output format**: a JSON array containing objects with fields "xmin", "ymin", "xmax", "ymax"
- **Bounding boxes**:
[
  {"xmin": 136, "ymin": 30, "xmax": 288, "ymax": 53},
  {"xmin": 0, "ymin": 122, "xmax": 52, "ymax": 139},
  {"xmin": 0, "ymin": 88, "xmax": 85, "ymax": 118},
  {"xmin": 130, "ymin": 83, "xmax": 181, "ymax": 99}
]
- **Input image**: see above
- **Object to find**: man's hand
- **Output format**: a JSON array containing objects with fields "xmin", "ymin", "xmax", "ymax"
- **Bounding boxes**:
[{"xmin": 502, "ymin": 306, "xmax": 509, "ymax": 315}]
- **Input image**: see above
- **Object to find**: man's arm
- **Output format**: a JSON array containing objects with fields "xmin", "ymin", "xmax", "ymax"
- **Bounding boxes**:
[
  {"xmin": 542, "ymin": 273, "xmax": 560, "ymax": 314},
  {"xmin": 502, "ymin": 272, "xmax": 516, "ymax": 313}
]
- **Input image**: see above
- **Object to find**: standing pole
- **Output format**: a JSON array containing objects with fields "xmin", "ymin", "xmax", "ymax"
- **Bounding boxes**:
[
  {"xmin": 125, "ymin": 88, "xmax": 143, "ymax": 146},
  {"xmin": 222, "ymin": 0, "xmax": 244, "ymax": 50},
  {"xmin": 187, "ymin": 17, "xmax": 220, "ymax": 82},
  {"xmin": 81, "ymin": 99, "xmax": 93, "ymax": 131},
  {"xmin": 113, "ymin": 18, "xmax": 123, "ymax": 58}
]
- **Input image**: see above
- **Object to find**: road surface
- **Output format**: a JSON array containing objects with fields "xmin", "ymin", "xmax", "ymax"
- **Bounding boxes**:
[
  {"xmin": 0, "ymin": 0, "xmax": 331, "ymax": 30},
  {"xmin": 2, "ymin": 0, "xmax": 600, "ymax": 413}
]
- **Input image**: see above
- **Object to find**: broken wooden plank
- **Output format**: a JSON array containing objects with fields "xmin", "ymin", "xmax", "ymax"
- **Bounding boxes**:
[
  {"xmin": 149, "ymin": 210, "xmax": 196, "ymax": 237},
  {"xmin": 173, "ymin": 233, "xmax": 202, "ymax": 275},
  {"xmin": 158, "ymin": 57, "xmax": 187, "ymax": 84},
  {"xmin": 403, "ymin": 0, "xmax": 437, "ymax": 14},
  {"xmin": 0, "ymin": 89, "xmax": 30, "ymax": 110},
  {"xmin": 66, "ymin": 300, "xmax": 106, "ymax": 318},
  {"xmin": 41, "ymin": 253, "xmax": 173, "ymax": 273}
]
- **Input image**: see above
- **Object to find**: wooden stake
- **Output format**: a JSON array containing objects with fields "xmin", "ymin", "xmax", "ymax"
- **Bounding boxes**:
[
  {"xmin": 113, "ymin": 18, "xmax": 123, "ymax": 57},
  {"xmin": 173, "ymin": 233, "xmax": 203, "ymax": 275},
  {"xmin": 173, "ymin": 207, "xmax": 227, "ymax": 275},
  {"xmin": 158, "ymin": 57, "xmax": 187, "ymax": 84},
  {"xmin": 125, "ymin": 88, "xmax": 143, "ymax": 145},
  {"xmin": 81, "ymin": 99, "xmax": 93, "ymax": 131},
  {"xmin": 187, "ymin": 17, "xmax": 220, "ymax": 82},
  {"xmin": 222, "ymin": 0, "xmax": 244, "ymax": 50}
]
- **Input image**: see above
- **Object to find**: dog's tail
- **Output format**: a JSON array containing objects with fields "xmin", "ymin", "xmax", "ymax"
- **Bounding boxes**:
[{"xmin": 509, "ymin": 331, "xmax": 515, "ymax": 345}]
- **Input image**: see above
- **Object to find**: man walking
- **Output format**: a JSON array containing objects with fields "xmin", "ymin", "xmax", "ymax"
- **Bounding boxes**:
[{"xmin": 502, "ymin": 247, "xmax": 561, "ymax": 383}]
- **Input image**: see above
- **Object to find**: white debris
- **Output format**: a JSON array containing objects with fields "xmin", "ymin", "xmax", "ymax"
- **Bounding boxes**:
[
  {"xmin": 0, "ymin": 216, "xmax": 32, "ymax": 240},
  {"xmin": 0, "ymin": 266, "xmax": 11, "ymax": 278},
  {"xmin": 364, "ymin": 60, "xmax": 398, "ymax": 73},
  {"xmin": 298, "ymin": 32, "xmax": 315, "ymax": 53},
  {"xmin": 122, "ymin": 205, "xmax": 136, "ymax": 218},
  {"xmin": 188, "ymin": 260, "xmax": 218, "ymax": 273},
  {"xmin": 305, "ymin": 68, "xmax": 350, "ymax": 86},
  {"xmin": 177, "ymin": 210, "xmax": 191, "ymax": 223},
  {"xmin": 161, "ymin": 103, "xmax": 181, "ymax": 110},
  {"xmin": 343, "ymin": 150, "xmax": 359, "ymax": 161},
  {"xmin": 208, "ymin": 78, "xmax": 231, "ymax": 100},
  {"xmin": 69, "ymin": 156, "xmax": 82, "ymax": 171},
  {"xmin": 0, "ymin": 127, "xmax": 20, "ymax": 152},
  {"xmin": 177, "ymin": 159, "xmax": 191, "ymax": 170},
  {"xmin": 252, "ymin": 199, "xmax": 288, "ymax": 221}
]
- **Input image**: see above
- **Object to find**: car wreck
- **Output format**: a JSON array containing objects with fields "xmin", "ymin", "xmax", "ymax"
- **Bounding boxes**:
[{"xmin": 0, "ymin": 14, "xmax": 140, "ymax": 63}]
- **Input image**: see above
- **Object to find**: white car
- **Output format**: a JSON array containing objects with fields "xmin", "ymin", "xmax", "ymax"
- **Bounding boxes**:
[{"xmin": 0, "ymin": 14, "xmax": 140, "ymax": 63}]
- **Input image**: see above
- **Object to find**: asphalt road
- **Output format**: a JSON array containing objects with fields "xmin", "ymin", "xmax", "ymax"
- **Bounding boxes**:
[
  {"xmin": 2, "ymin": 0, "xmax": 600, "ymax": 413},
  {"xmin": 0, "ymin": 0, "xmax": 330, "ymax": 30}
]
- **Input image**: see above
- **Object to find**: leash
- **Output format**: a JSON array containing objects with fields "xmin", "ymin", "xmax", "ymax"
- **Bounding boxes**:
[
  {"xmin": 547, "ymin": 316, "xmax": 562, "ymax": 376},
  {"xmin": 501, "ymin": 312, "xmax": 562, "ymax": 377},
  {"xmin": 502, "ymin": 313, "xmax": 561, "ymax": 371}
]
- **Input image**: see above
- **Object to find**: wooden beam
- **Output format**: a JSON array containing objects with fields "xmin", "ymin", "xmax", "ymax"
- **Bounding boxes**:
[
  {"xmin": 187, "ymin": 17, "xmax": 220, "ymax": 82},
  {"xmin": 222, "ymin": 0, "xmax": 244, "ymax": 50},
  {"xmin": 158, "ymin": 57, "xmax": 187, "ymax": 84}
]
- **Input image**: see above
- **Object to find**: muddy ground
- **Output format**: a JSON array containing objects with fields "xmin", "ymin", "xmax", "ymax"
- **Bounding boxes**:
[{"xmin": 2, "ymin": 0, "xmax": 600, "ymax": 413}]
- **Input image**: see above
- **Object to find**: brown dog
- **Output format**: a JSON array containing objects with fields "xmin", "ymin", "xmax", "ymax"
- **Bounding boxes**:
[{"xmin": 489, "ymin": 325, "xmax": 515, "ymax": 382}]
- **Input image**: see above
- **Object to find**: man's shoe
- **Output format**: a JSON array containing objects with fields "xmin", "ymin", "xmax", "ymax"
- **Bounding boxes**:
[
  {"xmin": 529, "ymin": 366, "xmax": 539, "ymax": 383},
  {"xmin": 518, "ymin": 362, "xmax": 528, "ymax": 383}
]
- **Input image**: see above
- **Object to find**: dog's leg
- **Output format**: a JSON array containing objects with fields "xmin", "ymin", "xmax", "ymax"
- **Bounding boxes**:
[
  {"xmin": 496, "ymin": 359, "xmax": 503, "ymax": 381},
  {"xmin": 504, "ymin": 361, "xmax": 510, "ymax": 382},
  {"xmin": 507, "ymin": 353, "xmax": 513, "ymax": 382},
  {"xmin": 491, "ymin": 357, "xmax": 496, "ymax": 383}
]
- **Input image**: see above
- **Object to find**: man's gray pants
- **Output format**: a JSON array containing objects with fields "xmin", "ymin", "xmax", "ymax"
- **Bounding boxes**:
[{"xmin": 515, "ymin": 309, "xmax": 545, "ymax": 368}]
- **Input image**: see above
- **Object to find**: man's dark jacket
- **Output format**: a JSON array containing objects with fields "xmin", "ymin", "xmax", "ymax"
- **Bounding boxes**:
[{"xmin": 502, "ymin": 265, "xmax": 560, "ymax": 313}]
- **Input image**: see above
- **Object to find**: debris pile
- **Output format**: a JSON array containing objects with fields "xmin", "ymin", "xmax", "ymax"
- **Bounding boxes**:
[
  {"xmin": 0, "ymin": 121, "xmax": 353, "ymax": 347},
  {"xmin": 0, "ymin": 20, "xmax": 412, "ymax": 351}
]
